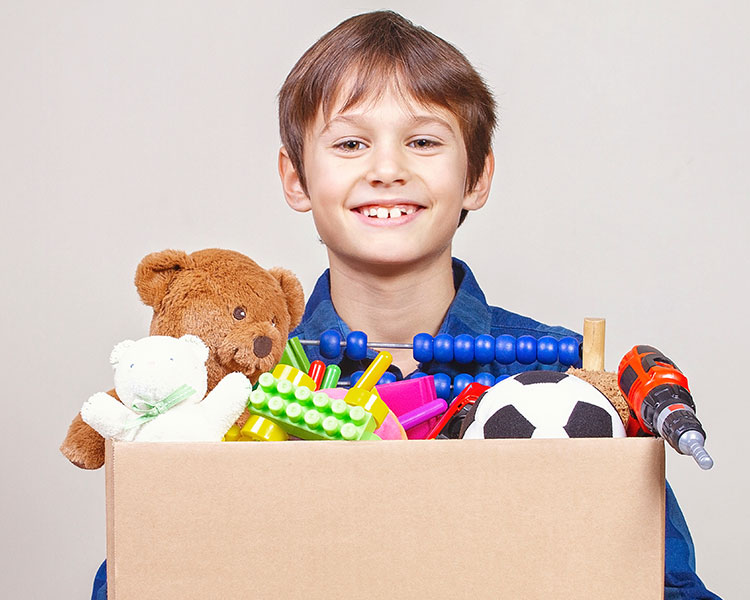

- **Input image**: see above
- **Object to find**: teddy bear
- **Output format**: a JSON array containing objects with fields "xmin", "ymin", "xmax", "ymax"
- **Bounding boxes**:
[
  {"xmin": 81, "ymin": 335, "xmax": 251, "ymax": 441},
  {"xmin": 61, "ymin": 248, "xmax": 305, "ymax": 468}
]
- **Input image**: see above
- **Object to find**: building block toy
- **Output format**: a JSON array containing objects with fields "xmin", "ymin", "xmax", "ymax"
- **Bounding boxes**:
[
  {"xmin": 322, "ymin": 387, "xmax": 407, "ymax": 440},
  {"xmin": 223, "ymin": 416, "xmax": 289, "ymax": 442},
  {"xmin": 248, "ymin": 372, "xmax": 378, "ymax": 441},
  {"xmin": 272, "ymin": 364, "xmax": 317, "ymax": 391}
]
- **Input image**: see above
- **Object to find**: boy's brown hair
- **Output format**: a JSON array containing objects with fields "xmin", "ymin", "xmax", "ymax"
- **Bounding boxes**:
[{"xmin": 278, "ymin": 10, "xmax": 496, "ymax": 224}]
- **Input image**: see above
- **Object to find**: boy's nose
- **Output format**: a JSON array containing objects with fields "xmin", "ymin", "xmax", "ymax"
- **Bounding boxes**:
[{"xmin": 366, "ymin": 146, "xmax": 408, "ymax": 186}]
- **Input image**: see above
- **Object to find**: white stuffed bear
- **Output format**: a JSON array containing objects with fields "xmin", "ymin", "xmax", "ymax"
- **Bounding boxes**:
[{"xmin": 81, "ymin": 335, "xmax": 251, "ymax": 442}]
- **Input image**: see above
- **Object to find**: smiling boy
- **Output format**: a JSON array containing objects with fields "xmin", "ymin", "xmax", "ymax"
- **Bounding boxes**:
[{"xmin": 275, "ymin": 10, "xmax": 720, "ymax": 600}]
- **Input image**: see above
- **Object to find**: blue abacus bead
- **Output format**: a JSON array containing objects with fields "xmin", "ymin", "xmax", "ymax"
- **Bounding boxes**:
[
  {"xmin": 433, "ymin": 373, "xmax": 452, "ymax": 401},
  {"xmin": 453, "ymin": 373, "xmax": 474, "ymax": 397},
  {"xmin": 319, "ymin": 329, "xmax": 342, "ymax": 359},
  {"xmin": 453, "ymin": 334, "xmax": 474, "ymax": 364},
  {"xmin": 516, "ymin": 335, "xmax": 537, "ymax": 365},
  {"xmin": 413, "ymin": 333, "xmax": 434, "ymax": 363},
  {"xmin": 558, "ymin": 337, "xmax": 580, "ymax": 366},
  {"xmin": 495, "ymin": 374, "xmax": 510, "ymax": 385},
  {"xmin": 475, "ymin": 372, "xmax": 496, "ymax": 388},
  {"xmin": 345, "ymin": 331, "xmax": 368, "ymax": 361},
  {"xmin": 536, "ymin": 336, "xmax": 559, "ymax": 365},
  {"xmin": 474, "ymin": 334, "xmax": 495, "ymax": 364},
  {"xmin": 495, "ymin": 334, "xmax": 516, "ymax": 364},
  {"xmin": 409, "ymin": 371, "xmax": 429, "ymax": 379},
  {"xmin": 433, "ymin": 334, "xmax": 454, "ymax": 364},
  {"xmin": 377, "ymin": 372, "xmax": 397, "ymax": 386},
  {"xmin": 350, "ymin": 370, "xmax": 365, "ymax": 386}
]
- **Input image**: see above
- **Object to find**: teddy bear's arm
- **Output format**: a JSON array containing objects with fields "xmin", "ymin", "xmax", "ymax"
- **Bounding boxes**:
[
  {"xmin": 81, "ymin": 392, "xmax": 136, "ymax": 439},
  {"xmin": 198, "ymin": 372, "xmax": 252, "ymax": 434},
  {"xmin": 60, "ymin": 412, "xmax": 106, "ymax": 469}
]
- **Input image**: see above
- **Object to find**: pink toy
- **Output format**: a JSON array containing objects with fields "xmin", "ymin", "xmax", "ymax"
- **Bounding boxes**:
[{"xmin": 375, "ymin": 376, "xmax": 447, "ymax": 440}]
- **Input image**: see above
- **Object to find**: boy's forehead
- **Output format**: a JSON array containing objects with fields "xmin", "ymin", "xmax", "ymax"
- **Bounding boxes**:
[{"xmin": 311, "ymin": 76, "xmax": 460, "ymax": 135}]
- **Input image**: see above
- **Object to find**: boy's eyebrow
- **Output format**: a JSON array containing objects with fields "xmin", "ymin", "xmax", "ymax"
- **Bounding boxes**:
[{"xmin": 320, "ymin": 113, "xmax": 457, "ymax": 137}]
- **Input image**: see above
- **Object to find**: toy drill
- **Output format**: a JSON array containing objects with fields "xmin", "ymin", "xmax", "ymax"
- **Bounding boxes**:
[{"xmin": 617, "ymin": 345, "xmax": 713, "ymax": 470}]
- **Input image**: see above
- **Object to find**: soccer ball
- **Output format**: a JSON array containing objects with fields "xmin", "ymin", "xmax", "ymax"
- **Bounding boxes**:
[{"xmin": 459, "ymin": 371, "xmax": 626, "ymax": 439}]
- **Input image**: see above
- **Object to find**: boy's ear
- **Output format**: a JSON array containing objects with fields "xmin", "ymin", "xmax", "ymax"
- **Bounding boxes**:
[
  {"xmin": 278, "ymin": 146, "xmax": 312, "ymax": 213},
  {"xmin": 462, "ymin": 151, "xmax": 495, "ymax": 211}
]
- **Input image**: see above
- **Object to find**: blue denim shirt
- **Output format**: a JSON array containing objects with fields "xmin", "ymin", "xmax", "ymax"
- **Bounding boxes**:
[{"xmin": 91, "ymin": 258, "xmax": 719, "ymax": 600}]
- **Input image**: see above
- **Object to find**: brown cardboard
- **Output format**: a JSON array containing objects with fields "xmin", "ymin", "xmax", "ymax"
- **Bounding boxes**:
[{"xmin": 106, "ymin": 438, "xmax": 665, "ymax": 599}]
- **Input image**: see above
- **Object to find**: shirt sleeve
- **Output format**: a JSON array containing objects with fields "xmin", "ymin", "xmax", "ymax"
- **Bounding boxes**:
[{"xmin": 664, "ymin": 481, "xmax": 722, "ymax": 599}]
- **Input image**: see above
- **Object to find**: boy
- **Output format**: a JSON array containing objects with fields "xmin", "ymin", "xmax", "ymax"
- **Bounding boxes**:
[
  {"xmin": 91, "ymin": 10, "xmax": 718, "ymax": 600},
  {"xmin": 277, "ymin": 10, "xmax": 720, "ymax": 600}
]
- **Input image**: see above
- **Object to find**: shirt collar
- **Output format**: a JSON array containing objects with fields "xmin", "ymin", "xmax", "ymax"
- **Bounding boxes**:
[{"xmin": 291, "ymin": 257, "xmax": 493, "ymax": 368}]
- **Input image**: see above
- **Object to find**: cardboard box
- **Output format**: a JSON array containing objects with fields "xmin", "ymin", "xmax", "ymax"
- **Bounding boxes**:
[{"xmin": 105, "ymin": 438, "xmax": 665, "ymax": 599}]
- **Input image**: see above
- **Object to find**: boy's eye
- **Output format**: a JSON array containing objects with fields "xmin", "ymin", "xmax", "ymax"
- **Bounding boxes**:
[
  {"xmin": 409, "ymin": 138, "xmax": 440, "ymax": 149},
  {"xmin": 336, "ymin": 140, "xmax": 366, "ymax": 152}
]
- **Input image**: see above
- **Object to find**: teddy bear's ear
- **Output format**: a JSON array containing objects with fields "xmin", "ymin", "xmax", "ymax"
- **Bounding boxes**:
[
  {"xmin": 179, "ymin": 334, "xmax": 209, "ymax": 365},
  {"xmin": 110, "ymin": 340, "xmax": 135, "ymax": 367},
  {"xmin": 268, "ymin": 267, "xmax": 305, "ymax": 329},
  {"xmin": 135, "ymin": 249, "xmax": 193, "ymax": 308}
]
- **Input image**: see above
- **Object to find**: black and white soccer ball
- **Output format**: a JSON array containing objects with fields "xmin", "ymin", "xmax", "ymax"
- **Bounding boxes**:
[{"xmin": 459, "ymin": 371, "xmax": 626, "ymax": 439}]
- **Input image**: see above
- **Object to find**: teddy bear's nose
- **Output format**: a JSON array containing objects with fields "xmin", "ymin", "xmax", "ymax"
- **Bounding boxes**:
[{"xmin": 253, "ymin": 336, "xmax": 273, "ymax": 358}]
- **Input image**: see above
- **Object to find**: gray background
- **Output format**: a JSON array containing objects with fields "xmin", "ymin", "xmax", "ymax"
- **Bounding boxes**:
[{"xmin": 2, "ymin": 1, "xmax": 747, "ymax": 597}]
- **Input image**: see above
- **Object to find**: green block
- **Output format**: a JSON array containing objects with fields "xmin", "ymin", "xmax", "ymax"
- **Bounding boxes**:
[
  {"xmin": 247, "ymin": 372, "xmax": 377, "ymax": 441},
  {"xmin": 279, "ymin": 337, "xmax": 311, "ymax": 373}
]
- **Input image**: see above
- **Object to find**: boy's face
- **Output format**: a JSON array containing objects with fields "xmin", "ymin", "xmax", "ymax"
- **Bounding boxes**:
[{"xmin": 280, "ymin": 83, "xmax": 492, "ymax": 271}]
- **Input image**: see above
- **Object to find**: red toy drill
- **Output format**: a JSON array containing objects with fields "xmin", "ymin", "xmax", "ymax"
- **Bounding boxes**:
[{"xmin": 618, "ymin": 345, "xmax": 713, "ymax": 470}]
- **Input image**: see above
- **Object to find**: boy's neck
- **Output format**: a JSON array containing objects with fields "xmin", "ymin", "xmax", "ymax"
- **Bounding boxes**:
[{"xmin": 327, "ymin": 249, "xmax": 456, "ymax": 375}]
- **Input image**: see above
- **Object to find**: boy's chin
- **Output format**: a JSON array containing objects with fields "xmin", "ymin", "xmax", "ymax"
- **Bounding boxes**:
[{"xmin": 334, "ymin": 245, "xmax": 442, "ymax": 272}]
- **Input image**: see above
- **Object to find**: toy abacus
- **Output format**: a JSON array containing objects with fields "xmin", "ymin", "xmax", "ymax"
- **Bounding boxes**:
[{"xmin": 298, "ymin": 328, "xmax": 586, "ymax": 401}]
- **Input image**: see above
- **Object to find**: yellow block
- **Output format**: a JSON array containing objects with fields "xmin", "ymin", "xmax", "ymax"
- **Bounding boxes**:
[
  {"xmin": 239, "ymin": 415, "xmax": 289, "ymax": 442},
  {"xmin": 223, "ymin": 424, "xmax": 242, "ymax": 442},
  {"xmin": 272, "ymin": 364, "xmax": 316, "ymax": 391},
  {"xmin": 343, "ymin": 387, "xmax": 389, "ymax": 427}
]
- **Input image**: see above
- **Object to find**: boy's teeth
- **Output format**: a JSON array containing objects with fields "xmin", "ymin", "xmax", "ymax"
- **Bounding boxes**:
[{"xmin": 360, "ymin": 205, "xmax": 417, "ymax": 218}]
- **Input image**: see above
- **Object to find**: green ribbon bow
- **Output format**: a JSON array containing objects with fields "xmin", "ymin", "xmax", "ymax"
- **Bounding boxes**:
[{"xmin": 124, "ymin": 384, "xmax": 197, "ymax": 430}]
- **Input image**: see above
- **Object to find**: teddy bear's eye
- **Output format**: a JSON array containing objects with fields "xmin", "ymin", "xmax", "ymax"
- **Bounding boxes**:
[
  {"xmin": 233, "ymin": 306, "xmax": 246, "ymax": 320},
  {"xmin": 271, "ymin": 318, "xmax": 277, "ymax": 328}
]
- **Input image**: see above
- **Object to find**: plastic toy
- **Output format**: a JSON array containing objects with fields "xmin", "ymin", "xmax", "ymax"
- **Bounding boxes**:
[
  {"xmin": 247, "ymin": 372, "xmax": 379, "ymax": 441},
  {"xmin": 460, "ymin": 371, "xmax": 626, "ymax": 440},
  {"xmin": 323, "ymin": 387, "xmax": 407, "ymax": 440},
  {"xmin": 427, "ymin": 382, "xmax": 489, "ymax": 439},
  {"xmin": 374, "ymin": 376, "xmax": 446, "ymax": 439},
  {"xmin": 272, "ymin": 363, "xmax": 316, "ymax": 391},
  {"xmin": 301, "ymin": 329, "xmax": 582, "ymax": 366},
  {"xmin": 307, "ymin": 360, "xmax": 326, "ymax": 390},
  {"xmin": 278, "ymin": 336, "xmax": 311, "ymax": 373},
  {"xmin": 60, "ymin": 248, "xmax": 304, "ymax": 469},
  {"xmin": 80, "ymin": 335, "xmax": 251, "ymax": 442},
  {"xmin": 618, "ymin": 345, "xmax": 713, "ymax": 469},
  {"xmin": 224, "ymin": 415, "xmax": 290, "ymax": 442},
  {"xmin": 303, "ymin": 329, "xmax": 582, "ymax": 401}
]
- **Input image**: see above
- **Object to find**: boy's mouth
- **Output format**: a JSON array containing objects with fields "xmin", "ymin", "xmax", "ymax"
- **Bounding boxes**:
[{"xmin": 353, "ymin": 204, "xmax": 420, "ymax": 219}]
